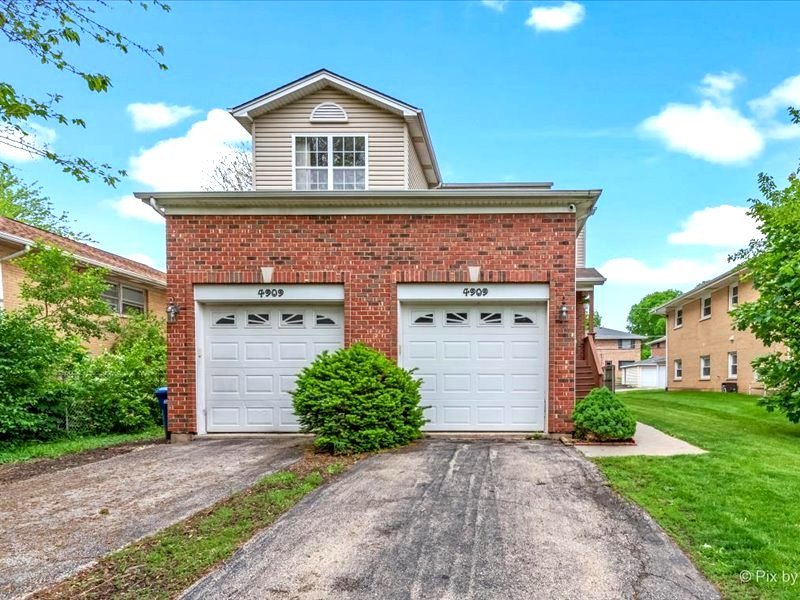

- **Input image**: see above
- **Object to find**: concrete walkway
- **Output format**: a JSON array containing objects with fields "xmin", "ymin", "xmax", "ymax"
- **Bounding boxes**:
[
  {"xmin": 576, "ymin": 423, "xmax": 706, "ymax": 458},
  {"xmin": 182, "ymin": 439, "xmax": 718, "ymax": 600},
  {"xmin": 0, "ymin": 437, "xmax": 306, "ymax": 599}
]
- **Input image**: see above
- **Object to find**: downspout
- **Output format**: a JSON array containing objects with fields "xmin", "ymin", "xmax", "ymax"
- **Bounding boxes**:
[{"xmin": 1, "ymin": 245, "xmax": 31, "ymax": 262}]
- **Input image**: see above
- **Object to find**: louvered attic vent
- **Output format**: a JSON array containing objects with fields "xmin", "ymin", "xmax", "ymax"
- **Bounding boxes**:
[{"xmin": 309, "ymin": 102, "xmax": 348, "ymax": 123}]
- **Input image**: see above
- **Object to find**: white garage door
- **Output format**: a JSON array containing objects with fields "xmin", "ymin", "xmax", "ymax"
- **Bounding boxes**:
[
  {"xmin": 401, "ymin": 304, "xmax": 547, "ymax": 431},
  {"xmin": 203, "ymin": 305, "xmax": 343, "ymax": 432}
]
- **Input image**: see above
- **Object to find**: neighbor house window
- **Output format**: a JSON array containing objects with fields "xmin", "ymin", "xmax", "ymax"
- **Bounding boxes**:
[
  {"xmin": 729, "ymin": 284, "xmax": 739, "ymax": 309},
  {"xmin": 674, "ymin": 307, "xmax": 683, "ymax": 328},
  {"xmin": 294, "ymin": 135, "xmax": 366, "ymax": 191},
  {"xmin": 700, "ymin": 296, "xmax": 712, "ymax": 319},
  {"xmin": 700, "ymin": 355, "xmax": 711, "ymax": 380},
  {"xmin": 674, "ymin": 359, "xmax": 682, "ymax": 381},
  {"xmin": 619, "ymin": 360, "xmax": 635, "ymax": 369},
  {"xmin": 102, "ymin": 283, "xmax": 146, "ymax": 315},
  {"xmin": 618, "ymin": 339, "xmax": 636, "ymax": 350},
  {"xmin": 728, "ymin": 352, "xmax": 738, "ymax": 378}
]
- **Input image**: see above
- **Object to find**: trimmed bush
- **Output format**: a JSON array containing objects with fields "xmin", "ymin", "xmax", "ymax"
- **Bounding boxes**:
[
  {"xmin": 572, "ymin": 387, "xmax": 636, "ymax": 441},
  {"xmin": 292, "ymin": 343, "xmax": 425, "ymax": 454}
]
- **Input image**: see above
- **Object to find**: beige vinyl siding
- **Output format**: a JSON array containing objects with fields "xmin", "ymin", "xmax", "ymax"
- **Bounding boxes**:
[
  {"xmin": 253, "ymin": 88, "xmax": 406, "ymax": 190},
  {"xmin": 407, "ymin": 130, "xmax": 428, "ymax": 189}
]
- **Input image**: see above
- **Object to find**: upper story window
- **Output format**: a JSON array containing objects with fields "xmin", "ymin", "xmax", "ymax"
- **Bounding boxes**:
[
  {"xmin": 674, "ymin": 307, "xmax": 683, "ymax": 328},
  {"xmin": 294, "ymin": 135, "xmax": 366, "ymax": 191},
  {"xmin": 102, "ymin": 282, "xmax": 146, "ymax": 315},
  {"xmin": 618, "ymin": 339, "xmax": 636, "ymax": 350},
  {"xmin": 729, "ymin": 284, "xmax": 739, "ymax": 309},
  {"xmin": 700, "ymin": 296, "xmax": 712, "ymax": 320}
]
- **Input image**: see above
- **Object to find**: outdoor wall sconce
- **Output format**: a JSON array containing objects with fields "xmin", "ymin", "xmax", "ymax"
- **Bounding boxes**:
[
  {"xmin": 166, "ymin": 298, "xmax": 180, "ymax": 324},
  {"xmin": 557, "ymin": 299, "xmax": 569, "ymax": 322}
]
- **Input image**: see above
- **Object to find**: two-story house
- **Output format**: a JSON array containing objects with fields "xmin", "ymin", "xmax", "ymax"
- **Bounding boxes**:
[
  {"xmin": 653, "ymin": 265, "xmax": 769, "ymax": 394},
  {"xmin": 593, "ymin": 326, "xmax": 646, "ymax": 383},
  {"xmin": 136, "ymin": 70, "xmax": 605, "ymax": 439},
  {"xmin": 0, "ymin": 216, "xmax": 167, "ymax": 353}
]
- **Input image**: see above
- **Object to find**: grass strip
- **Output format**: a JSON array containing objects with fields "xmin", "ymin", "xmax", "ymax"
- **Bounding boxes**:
[
  {"xmin": 32, "ymin": 449, "xmax": 360, "ymax": 600},
  {"xmin": 0, "ymin": 427, "xmax": 163, "ymax": 464},
  {"xmin": 596, "ymin": 390, "xmax": 800, "ymax": 600}
]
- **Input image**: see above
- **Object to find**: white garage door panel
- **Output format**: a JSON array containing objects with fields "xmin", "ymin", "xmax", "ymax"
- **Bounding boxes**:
[
  {"xmin": 402, "ymin": 304, "xmax": 547, "ymax": 431},
  {"xmin": 204, "ymin": 305, "xmax": 343, "ymax": 432}
]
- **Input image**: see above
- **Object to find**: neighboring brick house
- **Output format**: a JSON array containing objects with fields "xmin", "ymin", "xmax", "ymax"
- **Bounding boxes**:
[
  {"xmin": 0, "ymin": 216, "xmax": 167, "ymax": 353},
  {"xmin": 136, "ymin": 70, "xmax": 605, "ymax": 439},
  {"xmin": 594, "ymin": 326, "xmax": 646, "ymax": 383},
  {"xmin": 654, "ymin": 266, "xmax": 768, "ymax": 394},
  {"xmin": 648, "ymin": 335, "xmax": 666, "ymax": 357}
]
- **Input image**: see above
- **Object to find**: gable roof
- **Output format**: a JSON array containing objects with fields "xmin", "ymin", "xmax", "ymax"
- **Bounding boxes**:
[
  {"xmin": 652, "ymin": 264, "xmax": 745, "ymax": 315},
  {"xmin": 0, "ymin": 216, "xmax": 166, "ymax": 287},
  {"xmin": 229, "ymin": 69, "xmax": 441, "ymax": 187},
  {"xmin": 594, "ymin": 326, "xmax": 646, "ymax": 340}
]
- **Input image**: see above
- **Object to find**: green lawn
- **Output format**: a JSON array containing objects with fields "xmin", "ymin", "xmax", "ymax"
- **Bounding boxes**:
[
  {"xmin": 596, "ymin": 390, "xmax": 800, "ymax": 600},
  {"xmin": 0, "ymin": 427, "xmax": 163, "ymax": 464}
]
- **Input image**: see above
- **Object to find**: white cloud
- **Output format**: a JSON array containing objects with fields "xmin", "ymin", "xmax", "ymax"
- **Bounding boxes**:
[
  {"xmin": 639, "ymin": 101, "xmax": 763, "ymax": 164},
  {"xmin": 668, "ymin": 205, "xmax": 760, "ymax": 248},
  {"xmin": 699, "ymin": 72, "xmax": 744, "ymax": 104},
  {"xmin": 598, "ymin": 255, "xmax": 731, "ymax": 287},
  {"xmin": 127, "ymin": 102, "xmax": 199, "ymax": 132},
  {"xmin": 749, "ymin": 74, "xmax": 800, "ymax": 120},
  {"xmin": 124, "ymin": 252, "xmax": 159, "ymax": 268},
  {"xmin": 526, "ymin": 2, "xmax": 585, "ymax": 31},
  {"xmin": 111, "ymin": 194, "xmax": 164, "ymax": 224},
  {"xmin": 481, "ymin": 0, "xmax": 508, "ymax": 11},
  {"xmin": 0, "ymin": 123, "xmax": 57, "ymax": 162},
  {"xmin": 129, "ymin": 109, "xmax": 249, "ymax": 191}
]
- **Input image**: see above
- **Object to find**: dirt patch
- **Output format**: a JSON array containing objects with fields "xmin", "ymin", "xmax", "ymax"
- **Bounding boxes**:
[{"xmin": 0, "ymin": 439, "xmax": 165, "ymax": 485}]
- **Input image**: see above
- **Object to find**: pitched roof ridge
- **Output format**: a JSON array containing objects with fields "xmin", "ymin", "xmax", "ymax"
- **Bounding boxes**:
[{"xmin": 0, "ymin": 215, "xmax": 165, "ymax": 284}]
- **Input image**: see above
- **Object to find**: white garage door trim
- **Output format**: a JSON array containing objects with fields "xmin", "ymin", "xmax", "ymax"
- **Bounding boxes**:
[
  {"xmin": 194, "ymin": 284, "xmax": 344, "ymax": 434},
  {"xmin": 397, "ymin": 284, "xmax": 550, "ymax": 433}
]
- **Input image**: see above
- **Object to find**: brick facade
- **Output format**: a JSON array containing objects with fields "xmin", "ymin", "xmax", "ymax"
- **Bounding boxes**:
[
  {"xmin": 595, "ymin": 339, "xmax": 641, "ymax": 383},
  {"xmin": 666, "ymin": 278, "xmax": 769, "ymax": 394},
  {"xmin": 165, "ymin": 212, "xmax": 578, "ymax": 434}
]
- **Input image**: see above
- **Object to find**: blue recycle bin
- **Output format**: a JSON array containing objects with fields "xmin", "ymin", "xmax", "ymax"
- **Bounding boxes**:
[{"xmin": 154, "ymin": 386, "xmax": 170, "ymax": 440}]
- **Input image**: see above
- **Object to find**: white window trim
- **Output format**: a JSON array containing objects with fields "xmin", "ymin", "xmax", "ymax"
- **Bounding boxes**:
[
  {"xmin": 291, "ymin": 133, "xmax": 369, "ymax": 191},
  {"xmin": 728, "ymin": 284, "xmax": 739, "ymax": 310},
  {"xmin": 102, "ymin": 281, "xmax": 147, "ymax": 315},
  {"xmin": 700, "ymin": 355, "xmax": 711, "ymax": 380},
  {"xmin": 700, "ymin": 295, "xmax": 712, "ymax": 321},
  {"xmin": 728, "ymin": 351, "xmax": 738, "ymax": 379},
  {"xmin": 673, "ymin": 359, "xmax": 682, "ymax": 381},
  {"xmin": 674, "ymin": 307, "xmax": 683, "ymax": 329}
]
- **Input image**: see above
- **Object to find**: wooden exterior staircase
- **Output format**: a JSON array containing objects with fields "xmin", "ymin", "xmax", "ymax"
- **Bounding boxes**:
[{"xmin": 576, "ymin": 332, "xmax": 604, "ymax": 399}]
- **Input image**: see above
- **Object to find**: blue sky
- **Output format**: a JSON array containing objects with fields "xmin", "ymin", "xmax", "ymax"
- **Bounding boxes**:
[{"xmin": 3, "ymin": 1, "xmax": 800, "ymax": 329}]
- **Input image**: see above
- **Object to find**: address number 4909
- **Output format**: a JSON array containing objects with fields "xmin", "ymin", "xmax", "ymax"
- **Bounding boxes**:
[
  {"xmin": 257, "ymin": 288, "xmax": 285, "ymax": 298},
  {"xmin": 463, "ymin": 287, "xmax": 489, "ymax": 297}
]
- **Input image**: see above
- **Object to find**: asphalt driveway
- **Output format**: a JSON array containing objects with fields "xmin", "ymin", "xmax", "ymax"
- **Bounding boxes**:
[
  {"xmin": 0, "ymin": 436, "xmax": 306, "ymax": 599},
  {"xmin": 184, "ymin": 438, "xmax": 718, "ymax": 600}
]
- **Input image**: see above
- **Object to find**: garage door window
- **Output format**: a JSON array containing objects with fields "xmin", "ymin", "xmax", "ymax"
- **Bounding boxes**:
[
  {"xmin": 480, "ymin": 312, "xmax": 503, "ymax": 325},
  {"xmin": 412, "ymin": 311, "xmax": 435, "ymax": 326},
  {"xmin": 514, "ymin": 313, "xmax": 535, "ymax": 325},
  {"xmin": 212, "ymin": 313, "xmax": 236, "ymax": 327},
  {"xmin": 246, "ymin": 313, "xmax": 271, "ymax": 327},
  {"xmin": 315, "ymin": 313, "xmax": 338, "ymax": 327},
  {"xmin": 445, "ymin": 312, "xmax": 469, "ymax": 326},
  {"xmin": 281, "ymin": 313, "xmax": 304, "ymax": 327}
]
